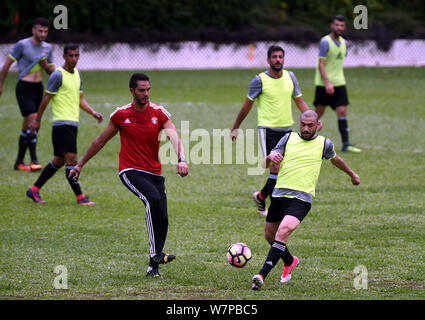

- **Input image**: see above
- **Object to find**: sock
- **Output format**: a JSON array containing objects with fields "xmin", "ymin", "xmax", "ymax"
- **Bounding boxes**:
[
  {"xmin": 65, "ymin": 165, "xmax": 83, "ymax": 197},
  {"xmin": 34, "ymin": 161, "xmax": 60, "ymax": 189},
  {"xmin": 259, "ymin": 241, "xmax": 287, "ymax": 279},
  {"xmin": 260, "ymin": 174, "xmax": 278, "ymax": 199},
  {"xmin": 27, "ymin": 130, "xmax": 38, "ymax": 162},
  {"xmin": 281, "ymin": 244, "xmax": 294, "ymax": 266},
  {"xmin": 16, "ymin": 130, "xmax": 28, "ymax": 165},
  {"xmin": 338, "ymin": 117, "xmax": 350, "ymax": 147},
  {"xmin": 268, "ymin": 241, "xmax": 293, "ymax": 266},
  {"xmin": 148, "ymin": 254, "xmax": 159, "ymax": 270}
]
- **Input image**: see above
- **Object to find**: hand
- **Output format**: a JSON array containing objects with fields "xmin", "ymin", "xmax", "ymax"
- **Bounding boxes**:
[
  {"xmin": 176, "ymin": 162, "xmax": 188, "ymax": 177},
  {"xmin": 325, "ymin": 82, "xmax": 334, "ymax": 96},
  {"xmin": 68, "ymin": 165, "xmax": 82, "ymax": 181},
  {"xmin": 230, "ymin": 128, "xmax": 239, "ymax": 141},
  {"xmin": 93, "ymin": 112, "xmax": 104, "ymax": 123},
  {"xmin": 268, "ymin": 152, "xmax": 283, "ymax": 165},
  {"xmin": 351, "ymin": 173, "xmax": 360, "ymax": 185},
  {"xmin": 317, "ymin": 120, "xmax": 323, "ymax": 131},
  {"xmin": 30, "ymin": 119, "xmax": 40, "ymax": 134},
  {"xmin": 39, "ymin": 58, "xmax": 47, "ymax": 68}
]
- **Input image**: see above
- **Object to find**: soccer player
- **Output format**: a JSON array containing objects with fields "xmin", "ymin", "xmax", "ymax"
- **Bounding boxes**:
[
  {"xmin": 314, "ymin": 15, "xmax": 361, "ymax": 153},
  {"xmin": 26, "ymin": 44, "xmax": 104, "ymax": 205},
  {"xmin": 0, "ymin": 17, "xmax": 55, "ymax": 171},
  {"xmin": 231, "ymin": 45, "xmax": 310, "ymax": 216},
  {"xmin": 251, "ymin": 110, "xmax": 360, "ymax": 290},
  {"xmin": 68, "ymin": 73, "xmax": 189, "ymax": 278}
]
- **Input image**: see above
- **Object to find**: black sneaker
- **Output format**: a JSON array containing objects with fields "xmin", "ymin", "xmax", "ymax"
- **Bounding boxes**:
[
  {"xmin": 151, "ymin": 252, "xmax": 176, "ymax": 265},
  {"xmin": 146, "ymin": 268, "xmax": 162, "ymax": 278},
  {"xmin": 252, "ymin": 191, "xmax": 267, "ymax": 216}
]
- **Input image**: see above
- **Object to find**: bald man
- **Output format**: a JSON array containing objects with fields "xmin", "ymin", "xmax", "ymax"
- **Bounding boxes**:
[{"xmin": 251, "ymin": 110, "xmax": 360, "ymax": 290}]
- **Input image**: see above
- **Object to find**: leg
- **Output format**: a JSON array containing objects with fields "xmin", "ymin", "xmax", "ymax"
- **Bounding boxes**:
[
  {"xmin": 14, "ymin": 119, "xmax": 30, "ymax": 170},
  {"xmin": 275, "ymin": 215, "xmax": 300, "ymax": 244},
  {"xmin": 26, "ymin": 156, "xmax": 64, "ymax": 203},
  {"xmin": 120, "ymin": 171, "xmax": 173, "ymax": 263},
  {"xmin": 25, "ymin": 113, "xmax": 42, "ymax": 167},
  {"xmin": 315, "ymin": 105, "xmax": 326, "ymax": 119},
  {"xmin": 335, "ymin": 105, "xmax": 349, "ymax": 148},
  {"xmin": 27, "ymin": 83, "xmax": 44, "ymax": 165},
  {"xmin": 264, "ymin": 221, "xmax": 280, "ymax": 245},
  {"xmin": 254, "ymin": 129, "xmax": 288, "ymax": 216},
  {"xmin": 252, "ymin": 198, "xmax": 310, "ymax": 289},
  {"xmin": 64, "ymin": 152, "xmax": 93, "ymax": 204},
  {"xmin": 258, "ymin": 216, "xmax": 300, "ymax": 279},
  {"xmin": 34, "ymin": 156, "xmax": 64, "ymax": 189}
]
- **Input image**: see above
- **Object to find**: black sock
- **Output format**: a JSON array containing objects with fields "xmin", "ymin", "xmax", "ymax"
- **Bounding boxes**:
[
  {"xmin": 16, "ymin": 130, "xmax": 28, "ymax": 165},
  {"xmin": 65, "ymin": 165, "xmax": 83, "ymax": 197},
  {"xmin": 259, "ymin": 241, "xmax": 287, "ymax": 279},
  {"xmin": 149, "ymin": 256, "xmax": 159, "ymax": 270},
  {"xmin": 268, "ymin": 241, "xmax": 293, "ymax": 266},
  {"xmin": 338, "ymin": 117, "xmax": 349, "ymax": 147},
  {"xmin": 34, "ymin": 161, "xmax": 59, "ymax": 189},
  {"xmin": 281, "ymin": 244, "xmax": 294, "ymax": 266},
  {"xmin": 27, "ymin": 130, "xmax": 38, "ymax": 162},
  {"xmin": 260, "ymin": 174, "xmax": 278, "ymax": 199}
]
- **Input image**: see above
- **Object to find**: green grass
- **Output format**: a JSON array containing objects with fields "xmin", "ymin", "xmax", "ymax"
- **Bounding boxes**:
[{"xmin": 0, "ymin": 67, "xmax": 424, "ymax": 300}]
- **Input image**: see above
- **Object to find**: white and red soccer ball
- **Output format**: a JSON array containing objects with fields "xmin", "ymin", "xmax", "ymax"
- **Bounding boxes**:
[{"xmin": 227, "ymin": 243, "xmax": 252, "ymax": 268}]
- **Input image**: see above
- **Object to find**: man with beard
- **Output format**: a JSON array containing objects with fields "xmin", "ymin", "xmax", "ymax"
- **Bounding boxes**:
[
  {"xmin": 231, "ymin": 45, "xmax": 310, "ymax": 217},
  {"xmin": 0, "ymin": 17, "xmax": 55, "ymax": 171},
  {"xmin": 314, "ymin": 15, "xmax": 361, "ymax": 153},
  {"xmin": 251, "ymin": 110, "xmax": 360, "ymax": 290},
  {"xmin": 26, "ymin": 44, "xmax": 104, "ymax": 205},
  {"xmin": 67, "ymin": 73, "xmax": 189, "ymax": 278}
]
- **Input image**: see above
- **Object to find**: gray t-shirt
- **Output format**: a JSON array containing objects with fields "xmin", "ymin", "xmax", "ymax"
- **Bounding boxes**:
[
  {"xmin": 248, "ymin": 70, "xmax": 302, "ymax": 132},
  {"xmin": 46, "ymin": 68, "xmax": 83, "ymax": 127},
  {"xmin": 46, "ymin": 68, "xmax": 83, "ymax": 93},
  {"xmin": 247, "ymin": 70, "xmax": 302, "ymax": 100},
  {"xmin": 318, "ymin": 36, "xmax": 348, "ymax": 58},
  {"xmin": 271, "ymin": 132, "xmax": 336, "ymax": 203},
  {"xmin": 9, "ymin": 37, "xmax": 54, "ymax": 80}
]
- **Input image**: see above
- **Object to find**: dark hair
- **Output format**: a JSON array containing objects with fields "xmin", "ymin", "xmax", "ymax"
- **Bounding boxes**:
[
  {"xmin": 331, "ymin": 15, "xmax": 345, "ymax": 23},
  {"xmin": 129, "ymin": 73, "xmax": 150, "ymax": 89},
  {"xmin": 33, "ymin": 17, "xmax": 49, "ymax": 27},
  {"xmin": 267, "ymin": 45, "xmax": 285, "ymax": 58},
  {"xmin": 64, "ymin": 43, "xmax": 79, "ymax": 54}
]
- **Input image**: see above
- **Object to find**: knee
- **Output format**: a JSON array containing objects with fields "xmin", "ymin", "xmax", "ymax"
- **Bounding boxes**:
[
  {"xmin": 336, "ymin": 107, "xmax": 347, "ymax": 117},
  {"xmin": 264, "ymin": 231, "xmax": 274, "ymax": 244},
  {"xmin": 275, "ymin": 225, "xmax": 295, "ymax": 241}
]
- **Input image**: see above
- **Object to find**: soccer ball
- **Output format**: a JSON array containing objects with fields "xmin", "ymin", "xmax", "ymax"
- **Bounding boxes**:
[{"xmin": 226, "ymin": 243, "xmax": 252, "ymax": 268}]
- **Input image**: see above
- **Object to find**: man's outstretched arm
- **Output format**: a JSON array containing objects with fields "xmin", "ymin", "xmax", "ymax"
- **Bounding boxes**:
[
  {"xmin": 69, "ymin": 120, "xmax": 119, "ymax": 180},
  {"xmin": 230, "ymin": 98, "xmax": 254, "ymax": 141},
  {"xmin": 330, "ymin": 154, "xmax": 360, "ymax": 185}
]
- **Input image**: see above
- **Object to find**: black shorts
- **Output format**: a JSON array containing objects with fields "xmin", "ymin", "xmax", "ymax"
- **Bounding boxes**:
[
  {"xmin": 266, "ymin": 196, "xmax": 312, "ymax": 223},
  {"xmin": 313, "ymin": 85, "xmax": 349, "ymax": 110},
  {"xmin": 52, "ymin": 125, "xmax": 78, "ymax": 156},
  {"xmin": 259, "ymin": 127, "xmax": 291, "ymax": 157},
  {"xmin": 15, "ymin": 80, "xmax": 44, "ymax": 117}
]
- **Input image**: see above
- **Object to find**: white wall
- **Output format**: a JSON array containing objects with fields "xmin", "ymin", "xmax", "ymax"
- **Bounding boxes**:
[{"xmin": 1, "ymin": 40, "xmax": 425, "ymax": 70}]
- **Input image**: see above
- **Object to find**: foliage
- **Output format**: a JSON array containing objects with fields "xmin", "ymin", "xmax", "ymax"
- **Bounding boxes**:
[{"xmin": 0, "ymin": 1, "xmax": 424, "ymax": 49}]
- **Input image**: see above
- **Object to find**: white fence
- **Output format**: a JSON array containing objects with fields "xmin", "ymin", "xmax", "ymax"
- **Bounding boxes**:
[{"xmin": 1, "ymin": 40, "xmax": 425, "ymax": 70}]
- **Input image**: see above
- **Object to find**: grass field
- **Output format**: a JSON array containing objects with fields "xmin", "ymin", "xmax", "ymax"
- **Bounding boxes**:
[{"xmin": 0, "ymin": 67, "xmax": 424, "ymax": 300}]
